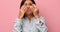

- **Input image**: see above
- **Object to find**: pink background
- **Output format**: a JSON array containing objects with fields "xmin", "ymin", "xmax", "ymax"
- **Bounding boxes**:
[{"xmin": 0, "ymin": 0, "xmax": 60, "ymax": 32}]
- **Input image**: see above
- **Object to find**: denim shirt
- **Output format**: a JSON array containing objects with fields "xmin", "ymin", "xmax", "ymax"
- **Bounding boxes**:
[{"xmin": 13, "ymin": 16, "xmax": 48, "ymax": 32}]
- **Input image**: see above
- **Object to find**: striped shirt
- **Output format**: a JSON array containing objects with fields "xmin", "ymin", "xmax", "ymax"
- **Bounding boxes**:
[{"xmin": 13, "ymin": 16, "xmax": 48, "ymax": 32}]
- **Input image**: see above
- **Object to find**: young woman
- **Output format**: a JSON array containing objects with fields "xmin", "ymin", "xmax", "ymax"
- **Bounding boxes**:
[{"xmin": 13, "ymin": 0, "xmax": 48, "ymax": 32}]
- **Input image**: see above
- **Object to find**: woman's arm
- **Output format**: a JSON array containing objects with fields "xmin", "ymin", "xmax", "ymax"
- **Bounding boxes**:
[
  {"xmin": 36, "ymin": 16, "xmax": 48, "ymax": 32},
  {"xmin": 13, "ymin": 18, "xmax": 22, "ymax": 32}
]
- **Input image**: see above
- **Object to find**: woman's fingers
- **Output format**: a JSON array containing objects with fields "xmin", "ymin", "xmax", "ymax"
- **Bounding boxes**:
[
  {"xmin": 32, "ymin": 4, "xmax": 40, "ymax": 19},
  {"xmin": 18, "ymin": 5, "xmax": 27, "ymax": 19},
  {"xmin": 32, "ymin": 4, "xmax": 37, "ymax": 8},
  {"xmin": 21, "ymin": 5, "xmax": 27, "ymax": 13},
  {"xmin": 32, "ymin": 4, "xmax": 39, "ymax": 13}
]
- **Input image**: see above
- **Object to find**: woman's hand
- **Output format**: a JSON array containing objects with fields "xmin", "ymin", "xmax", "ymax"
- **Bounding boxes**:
[
  {"xmin": 18, "ymin": 5, "xmax": 27, "ymax": 19},
  {"xmin": 32, "ymin": 4, "xmax": 40, "ymax": 19}
]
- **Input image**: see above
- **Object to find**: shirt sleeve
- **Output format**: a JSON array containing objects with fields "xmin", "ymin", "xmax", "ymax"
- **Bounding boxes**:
[
  {"xmin": 36, "ymin": 16, "xmax": 48, "ymax": 32},
  {"xmin": 12, "ymin": 18, "xmax": 23, "ymax": 32}
]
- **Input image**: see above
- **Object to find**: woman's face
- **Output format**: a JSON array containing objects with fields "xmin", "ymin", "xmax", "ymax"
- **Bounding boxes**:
[{"xmin": 23, "ymin": 0, "xmax": 34, "ymax": 15}]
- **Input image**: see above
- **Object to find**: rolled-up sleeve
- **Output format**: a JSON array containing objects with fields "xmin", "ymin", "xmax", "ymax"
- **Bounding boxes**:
[
  {"xmin": 36, "ymin": 16, "xmax": 48, "ymax": 32},
  {"xmin": 13, "ymin": 18, "xmax": 22, "ymax": 32}
]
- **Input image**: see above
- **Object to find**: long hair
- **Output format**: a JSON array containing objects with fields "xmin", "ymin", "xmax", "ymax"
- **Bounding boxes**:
[{"xmin": 20, "ymin": 0, "xmax": 36, "ymax": 18}]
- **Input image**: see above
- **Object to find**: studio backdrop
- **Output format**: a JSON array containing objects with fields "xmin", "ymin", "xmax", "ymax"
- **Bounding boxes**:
[{"xmin": 0, "ymin": 0, "xmax": 60, "ymax": 32}]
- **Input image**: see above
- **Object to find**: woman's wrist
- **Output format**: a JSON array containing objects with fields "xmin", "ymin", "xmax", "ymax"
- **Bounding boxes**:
[{"xmin": 18, "ymin": 15, "xmax": 23, "ymax": 19}]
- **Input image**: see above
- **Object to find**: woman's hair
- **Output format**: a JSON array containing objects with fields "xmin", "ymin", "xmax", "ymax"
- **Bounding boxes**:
[{"xmin": 20, "ymin": 0, "xmax": 36, "ymax": 18}]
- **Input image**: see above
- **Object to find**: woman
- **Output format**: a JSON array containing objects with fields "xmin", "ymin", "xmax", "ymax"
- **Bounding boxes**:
[{"xmin": 13, "ymin": 0, "xmax": 48, "ymax": 32}]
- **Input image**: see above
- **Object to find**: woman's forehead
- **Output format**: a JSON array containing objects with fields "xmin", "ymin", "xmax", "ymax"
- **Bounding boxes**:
[
  {"xmin": 26, "ymin": 0, "xmax": 31, "ymax": 1},
  {"xmin": 24, "ymin": 0, "xmax": 33, "ymax": 4}
]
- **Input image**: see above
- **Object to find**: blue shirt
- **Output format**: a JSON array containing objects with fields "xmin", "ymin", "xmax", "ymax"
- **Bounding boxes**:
[{"xmin": 13, "ymin": 16, "xmax": 48, "ymax": 32}]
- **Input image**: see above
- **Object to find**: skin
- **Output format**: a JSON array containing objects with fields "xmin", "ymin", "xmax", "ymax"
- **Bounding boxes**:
[{"xmin": 18, "ymin": 0, "xmax": 40, "ymax": 22}]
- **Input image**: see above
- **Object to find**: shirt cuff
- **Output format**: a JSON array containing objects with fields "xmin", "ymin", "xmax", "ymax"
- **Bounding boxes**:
[
  {"xmin": 16, "ymin": 18, "xmax": 22, "ymax": 21},
  {"xmin": 14, "ymin": 18, "xmax": 22, "ymax": 24},
  {"xmin": 36, "ymin": 16, "xmax": 45, "ymax": 26}
]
